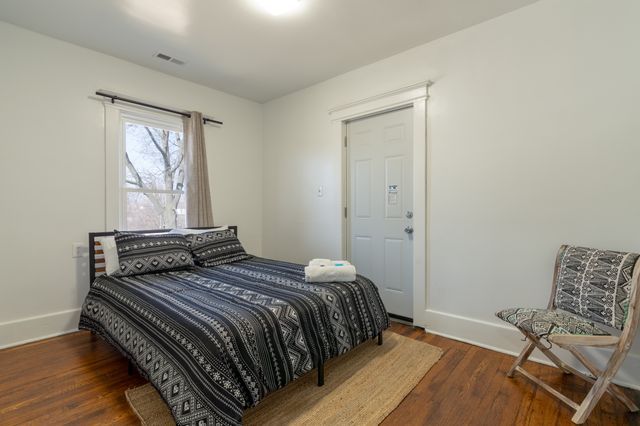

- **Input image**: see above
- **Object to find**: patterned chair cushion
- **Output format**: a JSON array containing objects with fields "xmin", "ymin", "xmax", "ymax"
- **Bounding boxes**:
[
  {"xmin": 496, "ymin": 308, "xmax": 610, "ymax": 339},
  {"xmin": 554, "ymin": 246, "xmax": 640, "ymax": 330},
  {"xmin": 185, "ymin": 229, "xmax": 251, "ymax": 267},
  {"xmin": 112, "ymin": 233, "xmax": 194, "ymax": 277}
]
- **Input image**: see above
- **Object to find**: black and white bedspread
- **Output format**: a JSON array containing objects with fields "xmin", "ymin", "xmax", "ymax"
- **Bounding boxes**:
[{"xmin": 79, "ymin": 257, "xmax": 389, "ymax": 425}]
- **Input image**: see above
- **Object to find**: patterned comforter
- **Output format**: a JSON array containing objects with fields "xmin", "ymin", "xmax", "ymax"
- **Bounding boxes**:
[{"xmin": 79, "ymin": 257, "xmax": 389, "ymax": 425}]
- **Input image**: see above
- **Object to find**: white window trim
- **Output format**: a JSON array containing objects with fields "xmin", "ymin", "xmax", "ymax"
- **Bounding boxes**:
[{"xmin": 104, "ymin": 102, "xmax": 184, "ymax": 230}]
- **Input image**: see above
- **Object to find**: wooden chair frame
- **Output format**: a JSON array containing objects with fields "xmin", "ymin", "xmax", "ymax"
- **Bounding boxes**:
[{"xmin": 507, "ymin": 245, "xmax": 640, "ymax": 424}]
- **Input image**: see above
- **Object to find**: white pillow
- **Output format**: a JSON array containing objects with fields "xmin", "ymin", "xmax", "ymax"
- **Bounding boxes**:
[
  {"xmin": 96, "ymin": 236, "xmax": 120, "ymax": 275},
  {"xmin": 169, "ymin": 226, "xmax": 228, "ymax": 235}
]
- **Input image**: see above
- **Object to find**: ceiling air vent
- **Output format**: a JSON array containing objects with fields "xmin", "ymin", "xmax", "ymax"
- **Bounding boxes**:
[{"xmin": 153, "ymin": 52, "xmax": 186, "ymax": 66}]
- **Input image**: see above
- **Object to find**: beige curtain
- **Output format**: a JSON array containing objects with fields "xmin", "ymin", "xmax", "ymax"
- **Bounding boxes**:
[{"xmin": 183, "ymin": 111, "xmax": 214, "ymax": 227}]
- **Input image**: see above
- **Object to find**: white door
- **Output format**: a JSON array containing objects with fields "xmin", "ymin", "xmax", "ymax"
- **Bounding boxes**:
[{"xmin": 347, "ymin": 107, "xmax": 414, "ymax": 320}]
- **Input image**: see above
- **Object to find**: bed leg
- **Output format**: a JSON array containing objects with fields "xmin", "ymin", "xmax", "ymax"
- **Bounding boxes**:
[
  {"xmin": 317, "ymin": 362, "xmax": 324, "ymax": 387},
  {"xmin": 378, "ymin": 332, "xmax": 383, "ymax": 346},
  {"xmin": 128, "ymin": 360, "xmax": 134, "ymax": 376}
]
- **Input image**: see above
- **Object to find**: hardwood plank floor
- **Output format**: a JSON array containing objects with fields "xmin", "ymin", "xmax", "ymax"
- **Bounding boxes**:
[{"xmin": 0, "ymin": 323, "xmax": 638, "ymax": 425}]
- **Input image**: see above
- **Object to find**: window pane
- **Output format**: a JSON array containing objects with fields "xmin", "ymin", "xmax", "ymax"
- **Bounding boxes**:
[
  {"xmin": 125, "ymin": 191, "xmax": 186, "ymax": 230},
  {"xmin": 124, "ymin": 122, "xmax": 184, "ymax": 191}
]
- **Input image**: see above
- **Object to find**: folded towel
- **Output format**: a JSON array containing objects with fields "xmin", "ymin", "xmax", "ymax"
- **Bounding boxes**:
[
  {"xmin": 304, "ymin": 264, "xmax": 357, "ymax": 283},
  {"xmin": 309, "ymin": 258, "xmax": 332, "ymax": 267},
  {"xmin": 309, "ymin": 258, "xmax": 351, "ymax": 267}
]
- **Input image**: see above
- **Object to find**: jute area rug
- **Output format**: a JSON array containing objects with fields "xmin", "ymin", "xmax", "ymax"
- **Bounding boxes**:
[{"xmin": 125, "ymin": 331, "xmax": 442, "ymax": 425}]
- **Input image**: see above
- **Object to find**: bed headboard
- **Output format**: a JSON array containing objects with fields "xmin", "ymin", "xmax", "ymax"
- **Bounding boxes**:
[{"xmin": 88, "ymin": 226, "xmax": 238, "ymax": 284}]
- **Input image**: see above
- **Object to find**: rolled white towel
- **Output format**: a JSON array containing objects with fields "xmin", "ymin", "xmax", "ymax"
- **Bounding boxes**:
[{"xmin": 304, "ymin": 264, "xmax": 357, "ymax": 283}]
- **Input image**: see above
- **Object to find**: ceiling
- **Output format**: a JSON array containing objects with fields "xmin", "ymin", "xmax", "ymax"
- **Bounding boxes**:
[{"xmin": 0, "ymin": 0, "xmax": 538, "ymax": 102}]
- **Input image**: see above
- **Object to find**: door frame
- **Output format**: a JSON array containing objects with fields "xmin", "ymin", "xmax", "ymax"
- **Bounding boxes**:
[{"xmin": 329, "ymin": 81, "xmax": 432, "ymax": 327}]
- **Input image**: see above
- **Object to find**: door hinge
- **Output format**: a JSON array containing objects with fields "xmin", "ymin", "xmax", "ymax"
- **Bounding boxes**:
[
  {"xmin": 344, "ymin": 206, "xmax": 347, "ymax": 218},
  {"xmin": 344, "ymin": 135, "xmax": 347, "ymax": 148}
]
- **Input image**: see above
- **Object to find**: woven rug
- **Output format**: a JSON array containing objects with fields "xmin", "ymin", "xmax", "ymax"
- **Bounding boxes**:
[{"xmin": 125, "ymin": 332, "xmax": 442, "ymax": 425}]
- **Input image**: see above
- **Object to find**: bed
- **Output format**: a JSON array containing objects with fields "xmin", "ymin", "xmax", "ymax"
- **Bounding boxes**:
[{"xmin": 79, "ymin": 227, "xmax": 389, "ymax": 426}]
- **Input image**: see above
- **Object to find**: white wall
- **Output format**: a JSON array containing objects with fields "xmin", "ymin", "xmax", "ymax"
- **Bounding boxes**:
[
  {"xmin": 262, "ymin": 0, "xmax": 640, "ymax": 388},
  {"xmin": 0, "ymin": 22, "xmax": 263, "ymax": 347}
]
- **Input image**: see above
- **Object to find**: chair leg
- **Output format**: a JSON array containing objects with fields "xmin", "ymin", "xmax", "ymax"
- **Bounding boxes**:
[
  {"xmin": 526, "ymin": 333, "xmax": 573, "ymax": 375},
  {"xmin": 508, "ymin": 340, "xmax": 535, "ymax": 378},
  {"xmin": 571, "ymin": 339, "xmax": 631, "ymax": 424},
  {"xmin": 572, "ymin": 375, "xmax": 613, "ymax": 424},
  {"xmin": 566, "ymin": 345, "xmax": 639, "ymax": 413}
]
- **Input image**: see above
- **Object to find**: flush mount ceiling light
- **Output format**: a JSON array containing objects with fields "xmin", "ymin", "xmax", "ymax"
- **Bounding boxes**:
[{"xmin": 254, "ymin": 0, "xmax": 302, "ymax": 16}]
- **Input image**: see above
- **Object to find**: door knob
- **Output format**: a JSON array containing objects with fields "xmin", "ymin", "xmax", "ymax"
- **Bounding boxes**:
[
  {"xmin": 406, "ymin": 211, "xmax": 413, "ymax": 219},
  {"xmin": 404, "ymin": 226, "xmax": 414, "ymax": 234}
]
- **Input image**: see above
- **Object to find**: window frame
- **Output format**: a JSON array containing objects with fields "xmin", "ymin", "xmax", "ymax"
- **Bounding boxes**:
[{"xmin": 105, "ymin": 102, "xmax": 185, "ymax": 230}]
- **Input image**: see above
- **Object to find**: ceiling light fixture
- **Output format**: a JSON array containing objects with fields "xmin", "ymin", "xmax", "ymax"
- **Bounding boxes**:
[{"xmin": 254, "ymin": 0, "xmax": 302, "ymax": 16}]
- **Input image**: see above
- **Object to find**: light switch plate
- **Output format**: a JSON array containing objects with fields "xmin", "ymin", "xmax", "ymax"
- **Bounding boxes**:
[
  {"xmin": 316, "ymin": 186, "xmax": 324, "ymax": 197},
  {"xmin": 72, "ymin": 242, "xmax": 84, "ymax": 258}
]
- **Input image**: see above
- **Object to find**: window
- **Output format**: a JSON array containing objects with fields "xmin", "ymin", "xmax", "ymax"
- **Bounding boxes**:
[{"xmin": 105, "ymin": 104, "xmax": 186, "ymax": 230}]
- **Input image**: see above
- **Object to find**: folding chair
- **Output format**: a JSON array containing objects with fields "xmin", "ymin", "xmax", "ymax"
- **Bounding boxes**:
[{"xmin": 496, "ymin": 245, "xmax": 640, "ymax": 424}]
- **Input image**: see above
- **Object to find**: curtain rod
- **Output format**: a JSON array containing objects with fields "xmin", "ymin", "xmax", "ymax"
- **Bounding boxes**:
[{"xmin": 95, "ymin": 91, "xmax": 223, "ymax": 126}]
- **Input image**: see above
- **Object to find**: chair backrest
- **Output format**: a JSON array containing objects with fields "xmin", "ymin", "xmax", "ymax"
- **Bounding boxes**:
[{"xmin": 554, "ymin": 245, "xmax": 640, "ymax": 330}]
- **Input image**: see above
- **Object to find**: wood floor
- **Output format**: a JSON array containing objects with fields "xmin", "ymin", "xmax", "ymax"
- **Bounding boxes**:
[{"xmin": 0, "ymin": 323, "xmax": 638, "ymax": 425}]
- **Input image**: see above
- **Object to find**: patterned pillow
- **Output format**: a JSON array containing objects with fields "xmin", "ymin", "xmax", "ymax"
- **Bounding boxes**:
[
  {"xmin": 185, "ymin": 229, "xmax": 251, "ymax": 267},
  {"xmin": 112, "ymin": 233, "xmax": 194, "ymax": 277}
]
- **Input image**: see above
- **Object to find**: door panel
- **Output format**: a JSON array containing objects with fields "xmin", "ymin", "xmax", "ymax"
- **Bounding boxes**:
[
  {"xmin": 352, "ymin": 236, "xmax": 373, "ymax": 280},
  {"xmin": 354, "ymin": 160, "xmax": 372, "ymax": 218},
  {"xmin": 384, "ymin": 238, "xmax": 404, "ymax": 292},
  {"xmin": 384, "ymin": 124, "xmax": 405, "ymax": 143},
  {"xmin": 347, "ymin": 107, "xmax": 413, "ymax": 319}
]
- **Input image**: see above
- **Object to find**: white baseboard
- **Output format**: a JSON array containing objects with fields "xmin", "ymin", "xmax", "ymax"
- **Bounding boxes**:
[
  {"xmin": 0, "ymin": 308, "xmax": 81, "ymax": 349},
  {"xmin": 423, "ymin": 309, "xmax": 640, "ymax": 391}
]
